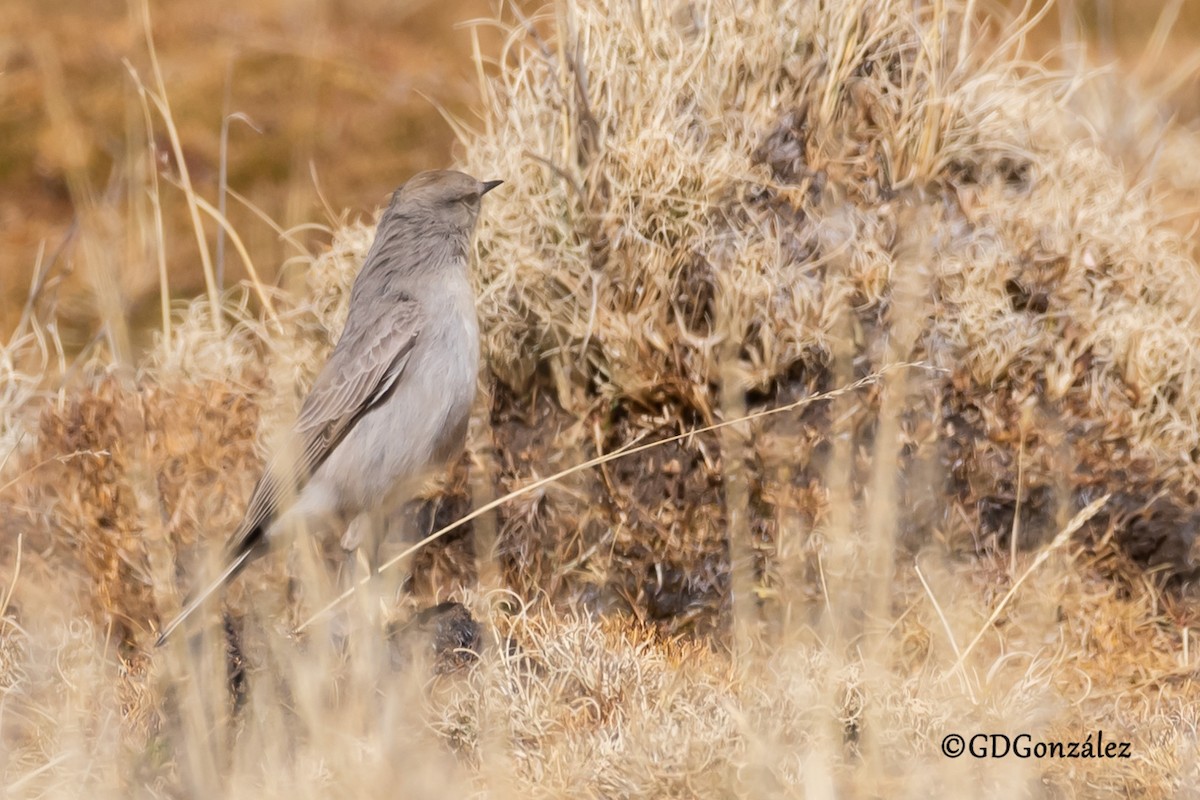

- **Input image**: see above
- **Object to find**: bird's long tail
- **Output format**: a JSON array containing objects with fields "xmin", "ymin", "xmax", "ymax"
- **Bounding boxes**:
[{"xmin": 155, "ymin": 548, "xmax": 255, "ymax": 647}]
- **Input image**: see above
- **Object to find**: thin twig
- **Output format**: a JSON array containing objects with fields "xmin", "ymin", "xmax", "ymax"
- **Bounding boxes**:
[
  {"xmin": 218, "ymin": 100, "xmax": 263, "ymax": 291},
  {"xmin": 0, "ymin": 449, "xmax": 110, "ymax": 495}
]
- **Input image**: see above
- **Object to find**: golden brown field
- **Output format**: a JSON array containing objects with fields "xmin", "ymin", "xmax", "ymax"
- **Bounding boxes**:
[{"xmin": 4, "ymin": 0, "xmax": 1200, "ymax": 797}]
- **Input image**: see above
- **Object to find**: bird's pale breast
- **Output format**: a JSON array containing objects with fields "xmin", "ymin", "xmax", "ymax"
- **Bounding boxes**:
[{"xmin": 309, "ymin": 268, "xmax": 479, "ymax": 517}]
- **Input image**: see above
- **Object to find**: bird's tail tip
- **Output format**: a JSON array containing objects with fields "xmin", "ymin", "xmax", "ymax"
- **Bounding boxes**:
[
  {"xmin": 154, "ymin": 614, "xmax": 185, "ymax": 647},
  {"xmin": 153, "ymin": 549, "xmax": 253, "ymax": 649}
]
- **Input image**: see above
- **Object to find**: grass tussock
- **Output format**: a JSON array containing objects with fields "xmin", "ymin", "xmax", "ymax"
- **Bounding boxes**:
[
  {"xmin": 460, "ymin": 0, "xmax": 1200, "ymax": 593},
  {"xmin": 3, "ymin": 0, "xmax": 1200, "ymax": 796}
]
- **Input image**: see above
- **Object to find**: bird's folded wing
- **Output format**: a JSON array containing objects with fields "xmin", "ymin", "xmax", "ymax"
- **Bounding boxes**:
[{"xmin": 220, "ymin": 295, "xmax": 423, "ymax": 560}]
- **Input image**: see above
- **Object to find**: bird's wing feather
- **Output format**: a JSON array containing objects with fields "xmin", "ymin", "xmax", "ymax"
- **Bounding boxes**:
[
  {"xmin": 220, "ymin": 294, "xmax": 424, "ymax": 561},
  {"xmin": 156, "ymin": 296, "xmax": 423, "ymax": 646}
]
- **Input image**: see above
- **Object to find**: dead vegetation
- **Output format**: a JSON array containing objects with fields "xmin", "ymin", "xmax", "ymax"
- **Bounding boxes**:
[{"xmin": 3, "ymin": 0, "xmax": 1200, "ymax": 797}]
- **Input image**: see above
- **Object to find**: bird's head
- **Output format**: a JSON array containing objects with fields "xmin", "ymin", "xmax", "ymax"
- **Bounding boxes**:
[{"xmin": 388, "ymin": 169, "xmax": 503, "ymax": 233}]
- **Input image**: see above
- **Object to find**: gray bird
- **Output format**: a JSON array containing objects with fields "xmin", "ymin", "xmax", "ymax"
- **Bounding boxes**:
[{"xmin": 156, "ymin": 169, "xmax": 502, "ymax": 646}]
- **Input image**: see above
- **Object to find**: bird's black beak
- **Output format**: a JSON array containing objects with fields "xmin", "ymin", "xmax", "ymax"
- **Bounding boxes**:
[{"xmin": 481, "ymin": 180, "xmax": 504, "ymax": 196}]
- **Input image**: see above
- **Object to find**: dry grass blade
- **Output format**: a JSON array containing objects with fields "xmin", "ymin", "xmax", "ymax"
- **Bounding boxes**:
[
  {"xmin": 0, "ymin": 534, "xmax": 21, "ymax": 622},
  {"xmin": 186, "ymin": 192, "xmax": 279, "ymax": 324},
  {"xmin": 946, "ymin": 493, "xmax": 1112, "ymax": 676},
  {"xmin": 135, "ymin": 0, "xmax": 220, "ymax": 329},
  {"xmin": 296, "ymin": 362, "xmax": 922, "ymax": 633},
  {"xmin": 914, "ymin": 561, "xmax": 974, "ymax": 700}
]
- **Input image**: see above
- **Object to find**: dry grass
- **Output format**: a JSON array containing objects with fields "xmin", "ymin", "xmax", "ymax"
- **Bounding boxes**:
[{"xmin": 3, "ymin": 0, "xmax": 1200, "ymax": 797}]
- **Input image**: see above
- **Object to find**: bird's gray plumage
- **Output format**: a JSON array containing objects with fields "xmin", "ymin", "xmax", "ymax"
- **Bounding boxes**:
[{"xmin": 157, "ymin": 169, "xmax": 501, "ymax": 646}]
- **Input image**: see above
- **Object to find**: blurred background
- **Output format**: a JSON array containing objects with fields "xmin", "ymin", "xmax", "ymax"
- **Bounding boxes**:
[{"xmin": 2, "ymin": 0, "xmax": 1198, "ymax": 349}]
